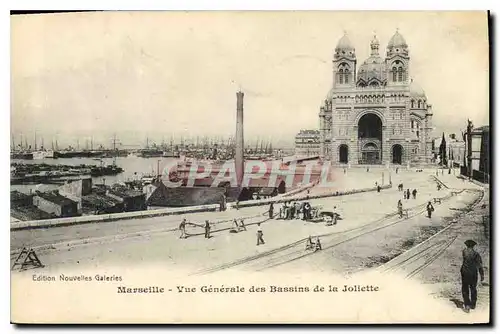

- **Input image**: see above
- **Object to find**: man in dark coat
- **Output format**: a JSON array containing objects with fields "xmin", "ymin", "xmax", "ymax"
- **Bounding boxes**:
[
  {"xmin": 461, "ymin": 240, "xmax": 485, "ymax": 312},
  {"xmin": 204, "ymin": 220, "xmax": 211, "ymax": 239},
  {"xmin": 303, "ymin": 202, "xmax": 311, "ymax": 220},
  {"xmin": 289, "ymin": 202, "xmax": 296, "ymax": 220},
  {"xmin": 269, "ymin": 202, "xmax": 274, "ymax": 219},
  {"xmin": 256, "ymin": 223, "xmax": 265, "ymax": 245},
  {"xmin": 426, "ymin": 202, "xmax": 434, "ymax": 218}
]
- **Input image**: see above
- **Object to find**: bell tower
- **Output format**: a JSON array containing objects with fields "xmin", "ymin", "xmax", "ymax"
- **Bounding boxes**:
[{"xmin": 333, "ymin": 32, "xmax": 357, "ymax": 88}]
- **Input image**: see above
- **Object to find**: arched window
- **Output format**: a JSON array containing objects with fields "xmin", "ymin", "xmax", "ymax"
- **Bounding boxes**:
[
  {"xmin": 411, "ymin": 100, "xmax": 414, "ymax": 108},
  {"xmin": 344, "ymin": 70, "xmax": 349, "ymax": 84},
  {"xmin": 339, "ymin": 69, "xmax": 344, "ymax": 84},
  {"xmin": 418, "ymin": 100, "xmax": 421, "ymax": 108},
  {"xmin": 392, "ymin": 67, "xmax": 397, "ymax": 82},
  {"xmin": 398, "ymin": 68, "xmax": 403, "ymax": 82}
]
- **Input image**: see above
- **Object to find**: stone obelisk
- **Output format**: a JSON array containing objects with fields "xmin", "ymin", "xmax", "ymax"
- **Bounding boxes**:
[{"xmin": 235, "ymin": 91, "xmax": 244, "ymax": 187}]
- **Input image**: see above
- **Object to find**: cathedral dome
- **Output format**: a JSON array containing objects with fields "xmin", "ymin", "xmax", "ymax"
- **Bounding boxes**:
[
  {"xmin": 326, "ymin": 88, "xmax": 335, "ymax": 100},
  {"xmin": 410, "ymin": 80, "xmax": 426, "ymax": 99},
  {"xmin": 335, "ymin": 33, "xmax": 355, "ymax": 52},
  {"xmin": 388, "ymin": 30, "xmax": 408, "ymax": 48},
  {"xmin": 357, "ymin": 56, "xmax": 387, "ymax": 84}
]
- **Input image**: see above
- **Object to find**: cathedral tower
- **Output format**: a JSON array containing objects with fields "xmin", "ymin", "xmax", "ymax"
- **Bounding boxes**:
[
  {"xmin": 333, "ymin": 32, "xmax": 357, "ymax": 88},
  {"xmin": 386, "ymin": 30, "xmax": 410, "ymax": 86}
]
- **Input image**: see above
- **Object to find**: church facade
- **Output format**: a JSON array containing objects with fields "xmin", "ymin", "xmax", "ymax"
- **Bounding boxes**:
[{"xmin": 319, "ymin": 31, "xmax": 434, "ymax": 165}]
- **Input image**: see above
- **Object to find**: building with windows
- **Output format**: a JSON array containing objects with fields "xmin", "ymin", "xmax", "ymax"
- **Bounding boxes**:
[
  {"xmin": 294, "ymin": 129, "xmax": 321, "ymax": 157},
  {"xmin": 318, "ymin": 31, "xmax": 434, "ymax": 165},
  {"xmin": 470, "ymin": 125, "xmax": 490, "ymax": 183}
]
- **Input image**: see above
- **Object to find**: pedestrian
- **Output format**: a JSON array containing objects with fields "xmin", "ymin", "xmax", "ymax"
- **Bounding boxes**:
[
  {"xmin": 332, "ymin": 206, "xmax": 338, "ymax": 225},
  {"xmin": 290, "ymin": 202, "xmax": 296, "ymax": 220},
  {"xmin": 377, "ymin": 185, "xmax": 381, "ymax": 193},
  {"xmin": 295, "ymin": 202, "xmax": 301, "ymax": 219},
  {"xmin": 412, "ymin": 189, "xmax": 417, "ymax": 199},
  {"xmin": 397, "ymin": 200, "xmax": 403, "ymax": 218},
  {"xmin": 256, "ymin": 223, "xmax": 265, "ymax": 245},
  {"xmin": 204, "ymin": 220, "xmax": 211, "ymax": 239},
  {"xmin": 304, "ymin": 202, "xmax": 311, "ymax": 220},
  {"xmin": 461, "ymin": 240, "xmax": 485, "ymax": 313},
  {"xmin": 406, "ymin": 189, "xmax": 410, "ymax": 200},
  {"xmin": 305, "ymin": 236, "xmax": 314, "ymax": 250},
  {"xmin": 396, "ymin": 167, "xmax": 399, "ymax": 174},
  {"xmin": 403, "ymin": 191, "xmax": 407, "ymax": 200},
  {"xmin": 269, "ymin": 202, "xmax": 274, "ymax": 219},
  {"xmin": 179, "ymin": 218, "xmax": 187, "ymax": 239},
  {"xmin": 437, "ymin": 183, "xmax": 442, "ymax": 191},
  {"xmin": 344, "ymin": 168, "xmax": 346, "ymax": 174},
  {"xmin": 239, "ymin": 219, "xmax": 247, "ymax": 231},
  {"xmin": 367, "ymin": 167, "xmax": 370, "ymax": 172},
  {"xmin": 315, "ymin": 237, "xmax": 322, "ymax": 252},
  {"xmin": 426, "ymin": 202, "xmax": 434, "ymax": 218}
]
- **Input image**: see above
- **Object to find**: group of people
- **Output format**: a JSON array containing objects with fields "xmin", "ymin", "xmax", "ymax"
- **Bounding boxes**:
[
  {"xmin": 305, "ymin": 236, "xmax": 322, "ymax": 252},
  {"xmin": 232, "ymin": 218, "xmax": 247, "ymax": 232},
  {"xmin": 178, "ymin": 216, "xmax": 266, "ymax": 246},
  {"xmin": 397, "ymin": 195, "xmax": 434, "ymax": 219},
  {"xmin": 178, "ymin": 218, "xmax": 213, "ymax": 239},
  {"xmin": 397, "ymin": 183, "xmax": 418, "ymax": 200},
  {"xmin": 277, "ymin": 201, "xmax": 313, "ymax": 221}
]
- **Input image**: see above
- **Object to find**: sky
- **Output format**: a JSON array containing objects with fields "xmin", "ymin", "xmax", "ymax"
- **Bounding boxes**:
[{"xmin": 11, "ymin": 11, "xmax": 489, "ymax": 149}]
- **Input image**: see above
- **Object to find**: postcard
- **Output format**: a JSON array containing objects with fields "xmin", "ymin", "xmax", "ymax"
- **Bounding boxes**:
[{"xmin": 10, "ymin": 10, "xmax": 490, "ymax": 324}]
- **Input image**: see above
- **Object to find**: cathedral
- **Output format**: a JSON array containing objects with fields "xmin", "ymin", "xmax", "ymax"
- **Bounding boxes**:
[{"xmin": 319, "ymin": 30, "xmax": 434, "ymax": 165}]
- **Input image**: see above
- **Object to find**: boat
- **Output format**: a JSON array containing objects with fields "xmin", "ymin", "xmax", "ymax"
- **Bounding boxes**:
[
  {"xmin": 138, "ymin": 149, "xmax": 164, "ymax": 158},
  {"xmin": 32, "ymin": 150, "xmax": 55, "ymax": 160},
  {"xmin": 89, "ymin": 165, "xmax": 124, "ymax": 177},
  {"xmin": 10, "ymin": 151, "xmax": 34, "ymax": 160},
  {"xmin": 162, "ymin": 150, "xmax": 180, "ymax": 158}
]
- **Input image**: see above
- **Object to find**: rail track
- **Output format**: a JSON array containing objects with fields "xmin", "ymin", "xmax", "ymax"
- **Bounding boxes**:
[
  {"xmin": 193, "ymin": 186, "xmax": 475, "ymax": 276},
  {"xmin": 376, "ymin": 187, "xmax": 485, "ymax": 279}
]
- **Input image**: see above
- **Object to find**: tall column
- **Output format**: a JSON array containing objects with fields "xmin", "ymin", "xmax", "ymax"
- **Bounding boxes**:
[{"xmin": 235, "ymin": 91, "xmax": 245, "ymax": 186}]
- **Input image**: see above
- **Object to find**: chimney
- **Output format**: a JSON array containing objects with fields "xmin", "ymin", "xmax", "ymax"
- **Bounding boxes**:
[{"xmin": 235, "ymin": 91, "xmax": 244, "ymax": 186}]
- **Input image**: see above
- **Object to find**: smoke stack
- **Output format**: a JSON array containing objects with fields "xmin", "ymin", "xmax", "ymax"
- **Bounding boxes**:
[{"xmin": 235, "ymin": 91, "xmax": 244, "ymax": 186}]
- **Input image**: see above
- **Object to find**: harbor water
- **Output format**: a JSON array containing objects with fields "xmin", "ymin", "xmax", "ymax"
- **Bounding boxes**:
[{"xmin": 11, "ymin": 155, "xmax": 177, "ymax": 194}]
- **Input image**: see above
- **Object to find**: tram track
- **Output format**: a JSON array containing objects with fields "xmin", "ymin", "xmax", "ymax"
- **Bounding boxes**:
[
  {"xmin": 375, "ymin": 187, "xmax": 485, "ymax": 279},
  {"xmin": 193, "ymin": 188, "xmax": 471, "ymax": 276}
]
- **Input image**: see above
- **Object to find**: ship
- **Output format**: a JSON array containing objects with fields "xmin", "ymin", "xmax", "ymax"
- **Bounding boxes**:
[
  {"xmin": 138, "ymin": 149, "xmax": 164, "ymax": 158},
  {"xmin": 32, "ymin": 150, "xmax": 55, "ymax": 160},
  {"xmin": 10, "ymin": 151, "xmax": 34, "ymax": 160},
  {"xmin": 89, "ymin": 164, "xmax": 124, "ymax": 177},
  {"xmin": 162, "ymin": 150, "xmax": 180, "ymax": 158}
]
